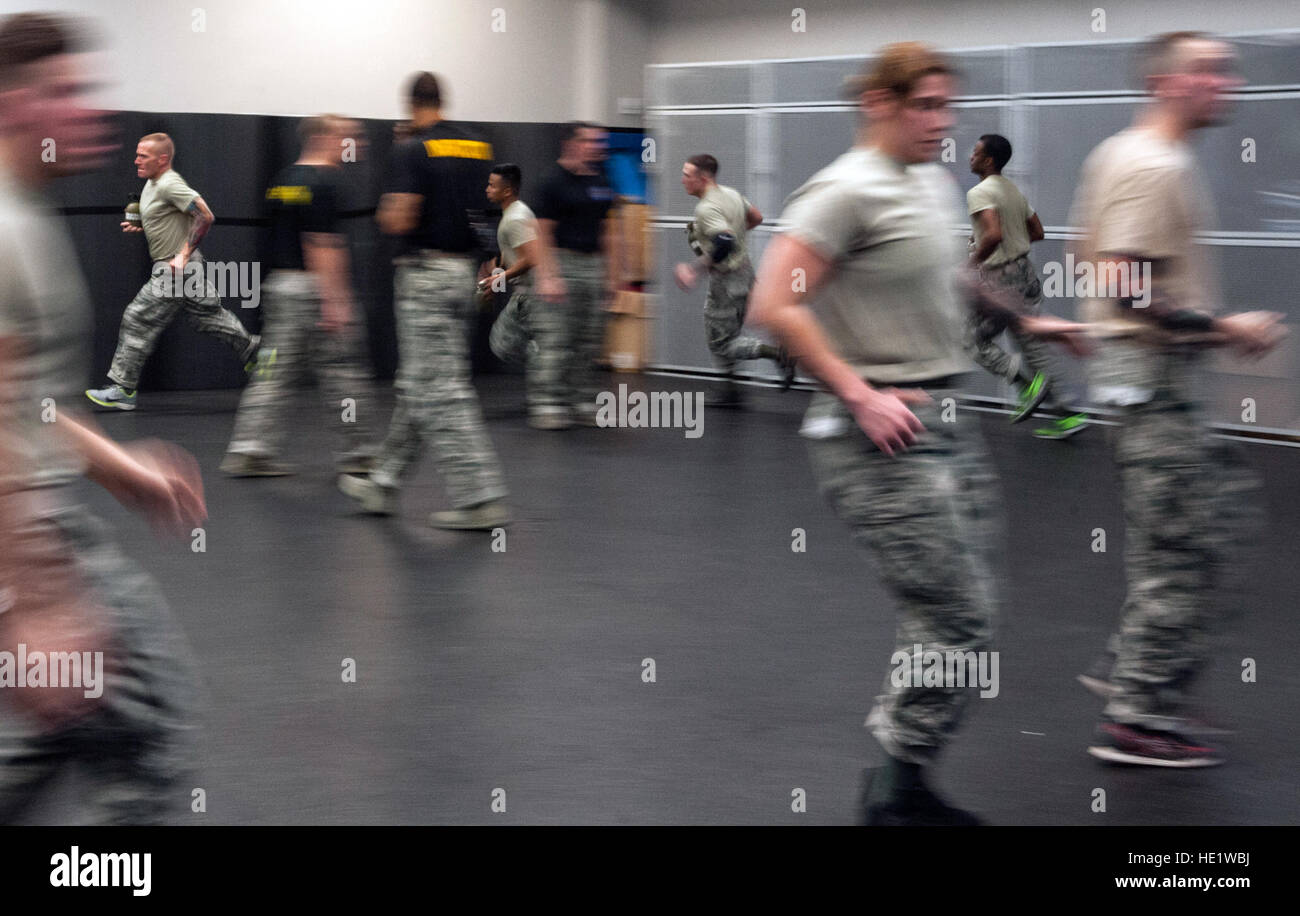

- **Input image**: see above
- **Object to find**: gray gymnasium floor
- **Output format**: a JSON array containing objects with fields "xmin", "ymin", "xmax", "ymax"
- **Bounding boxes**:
[{"xmin": 36, "ymin": 372, "xmax": 1300, "ymax": 825}]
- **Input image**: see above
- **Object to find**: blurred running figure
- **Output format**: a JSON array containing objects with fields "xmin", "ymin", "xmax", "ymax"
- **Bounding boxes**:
[
  {"xmin": 1071, "ymin": 32, "xmax": 1284, "ymax": 767},
  {"xmin": 220, "ymin": 114, "xmax": 377, "ymax": 477},
  {"xmin": 966, "ymin": 134, "xmax": 1088, "ymax": 439},
  {"xmin": 531, "ymin": 122, "xmax": 620, "ymax": 430},
  {"xmin": 484, "ymin": 163, "xmax": 543, "ymax": 386},
  {"xmin": 338, "ymin": 72, "xmax": 510, "ymax": 530},
  {"xmin": 85, "ymin": 132, "xmax": 260, "ymax": 410},
  {"xmin": 0, "ymin": 13, "xmax": 204, "ymax": 824},
  {"xmin": 748, "ymin": 43, "xmax": 1089, "ymax": 825},
  {"xmin": 674, "ymin": 154, "xmax": 794, "ymax": 407}
]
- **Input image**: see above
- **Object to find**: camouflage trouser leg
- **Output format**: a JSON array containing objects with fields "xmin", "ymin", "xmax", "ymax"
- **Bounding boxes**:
[
  {"xmin": 489, "ymin": 288, "xmax": 533, "ymax": 367},
  {"xmin": 489, "ymin": 287, "xmax": 563, "ymax": 417},
  {"xmin": 804, "ymin": 390, "xmax": 1001, "ymax": 764},
  {"xmin": 227, "ymin": 273, "xmax": 374, "ymax": 460},
  {"xmin": 704, "ymin": 261, "xmax": 769, "ymax": 373},
  {"xmin": 372, "ymin": 257, "xmax": 507, "ymax": 508},
  {"xmin": 526, "ymin": 282, "xmax": 579, "ymax": 415},
  {"xmin": 107, "ymin": 252, "xmax": 254, "ymax": 389},
  {"xmin": 964, "ymin": 256, "xmax": 1057, "ymax": 401},
  {"xmin": 0, "ymin": 506, "xmax": 199, "ymax": 825},
  {"xmin": 559, "ymin": 251, "xmax": 609, "ymax": 412},
  {"xmin": 1103, "ymin": 398, "xmax": 1244, "ymax": 727}
]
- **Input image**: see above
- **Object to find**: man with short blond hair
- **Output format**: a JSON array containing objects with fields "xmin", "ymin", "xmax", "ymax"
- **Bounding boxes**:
[
  {"xmin": 1072, "ymin": 31, "xmax": 1284, "ymax": 767},
  {"xmin": 85, "ymin": 131, "xmax": 260, "ymax": 410}
]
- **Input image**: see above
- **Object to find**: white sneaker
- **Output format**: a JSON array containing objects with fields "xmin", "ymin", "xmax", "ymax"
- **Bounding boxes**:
[
  {"xmin": 337, "ymin": 474, "xmax": 398, "ymax": 515},
  {"xmin": 85, "ymin": 384, "xmax": 137, "ymax": 411}
]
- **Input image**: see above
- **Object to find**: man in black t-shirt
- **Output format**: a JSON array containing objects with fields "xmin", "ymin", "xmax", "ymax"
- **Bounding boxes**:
[
  {"xmin": 338, "ymin": 73, "xmax": 510, "ymax": 530},
  {"xmin": 221, "ymin": 115, "xmax": 376, "ymax": 477},
  {"xmin": 531, "ymin": 122, "xmax": 620, "ymax": 429}
]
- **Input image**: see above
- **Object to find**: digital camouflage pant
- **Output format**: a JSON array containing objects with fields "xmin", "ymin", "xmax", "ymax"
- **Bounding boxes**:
[
  {"xmin": 0, "ymin": 503, "xmax": 199, "ymax": 824},
  {"xmin": 488, "ymin": 286, "xmax": 545, "ymax": 409},
  {"xmin": 226, "ymin": 271, "xmax": 374, "ymax": 462},
  {"xmin": 704, "ymin": 259, "xmax": 769, "ymax": 374},
  {"xmin": 107, "ymin": 250, "xmax": 256, "ymax": 390},
  {"xmin": 490, "ymin": 251, "xmax": 607, "ymax": 417},
  {"xmin": 371, "ymin": 255, "xmax": 507, "ymax": 509},
  {"xmin": 549, "ymin": 251, "xmax": 608, "ymax": 416},
  {"xmin": 1102, "ymin": 354, "xmax": 1263, "ymax": 729},
  {"xmin": 965, "ymin": 254, "xmax": 1058, "ymax": 402},
  {"xmin": 803, "ymin": 386, "xmax": 1002, "ymax": 764}
]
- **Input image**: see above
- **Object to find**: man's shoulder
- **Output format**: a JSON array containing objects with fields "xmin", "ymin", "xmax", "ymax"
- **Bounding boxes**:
[
  {"xmin": 503, "ymin": 199, "xmax": 536, "ymax": 223},
  {"xmin": 714, "ymin": 183, "xmax": 745, "ymax": 203},
  {"xmin": 1087, "ymin": 129, "xmax": 1188, "ymax": 181}
]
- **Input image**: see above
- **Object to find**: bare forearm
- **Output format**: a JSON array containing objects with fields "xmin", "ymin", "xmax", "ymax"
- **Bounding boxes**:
[
  {"xmin": 748, "ymin": 241, "xmax": 864, "ymax": 401},
  {"xmin": 56, "ymin": 413, "xmax": 144, "ymax": 496},
  {"xmin": 757, "ymin": 299, "xmax": 863, "ymax": 400},
  {"xmin": 304, "ymin": 235, "xmax": 353, "ymax": 307},
  {"xmin": 535, "ymin": 221, "xmax": 562, "ymax": 281},
  {"xmin": 971, "ymin": 236, "xmax": 999, "ymax": 264},
  {"xmin": 181, "ymin": 199, "xmax": 214, "ymax": 255}
]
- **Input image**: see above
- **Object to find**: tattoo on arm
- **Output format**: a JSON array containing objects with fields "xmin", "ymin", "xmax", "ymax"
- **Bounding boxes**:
[{"xmin": 185, "ymin": 199, "xmax": 213, "ymax": 251}]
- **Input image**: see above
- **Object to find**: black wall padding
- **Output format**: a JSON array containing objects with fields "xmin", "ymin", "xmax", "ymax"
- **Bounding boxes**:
[{"xmin": 52, "ymin": 112, "xmax": 585, "ymax": 391}]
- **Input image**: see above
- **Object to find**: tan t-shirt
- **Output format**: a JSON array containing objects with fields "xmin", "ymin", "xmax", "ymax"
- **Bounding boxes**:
[
  {"xmin": 0, "ymin": 164, "xmax": 91, "ymax": 509},
  {"xmin": 1070, "ymin": 126, "xmax": 1219, "ymax": 340},
  {"xmin": 780, "ymin": 146, "xmax": 972, "ymax": 385},
  {"xmin": 141, "ymin": 168, "xmax": 201, "ymax": 261},
  {"xmin": 692, "ymin": 183, "xmax": 751, "ymax": 273},
  {"xmin": 968, "ymin": 175, "xmax": 1035, "ymax": 267},
  {"xmin": 496, "ymin": 199, "xmax": 537, "ymax": 289},
  {"xmin": 1070, "ymin": 126, "xmax": 1221, "ymax": 403}
]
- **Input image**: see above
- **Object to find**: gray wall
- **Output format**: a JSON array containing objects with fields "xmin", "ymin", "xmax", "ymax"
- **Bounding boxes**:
[{"xmin": 645, "ymin": 32, "xmax": 1300, "ymax": 432}]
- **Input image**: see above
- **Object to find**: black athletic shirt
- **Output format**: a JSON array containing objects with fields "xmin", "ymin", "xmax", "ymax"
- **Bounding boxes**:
[
  {"xmin": 264, "ymin": 163, "xmax": 340, "ymax": 271},
  {"xmin": 534, "ymin": 164, "xmax": 614, "ymax": 253},
  {"xmin": 383, "ymin": 121, "xmax": 493, "ymax": 254}
]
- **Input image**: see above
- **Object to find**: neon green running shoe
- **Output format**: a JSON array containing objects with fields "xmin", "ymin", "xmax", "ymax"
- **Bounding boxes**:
[
  {"xmin": 1033, "ymin": 412, "xmax": 1089, "ymax": 440},
  {"xmin": 1010, "ymin": 371, "xmax": 1049, "ymax": 424}
]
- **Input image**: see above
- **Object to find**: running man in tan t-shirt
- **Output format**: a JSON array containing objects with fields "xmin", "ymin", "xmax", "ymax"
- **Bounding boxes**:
[
  {"xmin": 675, "ymin": 154, "xmax": 794, "ymax": 406},
  {"xmin": 86, "ymin": 133, "xmax": 261, "ymax": 411},
  {"xmin": 1069, "ymin": 32, "xmax": 1284, "ymax": 768}
]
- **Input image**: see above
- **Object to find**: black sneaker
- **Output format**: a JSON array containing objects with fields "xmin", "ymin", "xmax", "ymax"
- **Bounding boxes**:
[
  {"xmin": 858, "ymin": 766, "xmax": 984, "ymax": 826},
  {"xmin": 1087, "ymin": 721, "xmax": 1224, "ymax": 768},
  {"xmin": 705, "ymin": 387, "xmax": 744, "ymax": 409}
]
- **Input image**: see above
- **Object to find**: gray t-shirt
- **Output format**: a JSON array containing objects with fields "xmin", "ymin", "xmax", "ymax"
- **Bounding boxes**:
[
  {"xmin": 0, "ymin": 165, "xmax": 91, "ymax": 512},
  {"xmin": 780, "ymin": 146, "xmax": 973, "ymax": 385},
  {"xmin": 141, "ymin": 168, "xmax": 200, "ymax": 261},
  {"xmin": 692, "ymin": 183, "xmax": 751, "ymax": 273},
  {"xmin": 496, "ymin": 199, "xmax": 537, "ymax": 288}
]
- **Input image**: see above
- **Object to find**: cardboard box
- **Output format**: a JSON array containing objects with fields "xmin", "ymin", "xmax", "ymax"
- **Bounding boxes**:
[
  {"xmin": 616, "ymin": 203, "xmax": 653, "ymax": 285},
  {"xmin": 604, "ymin": 291, "xmax": 652, "ymax": 372}
]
